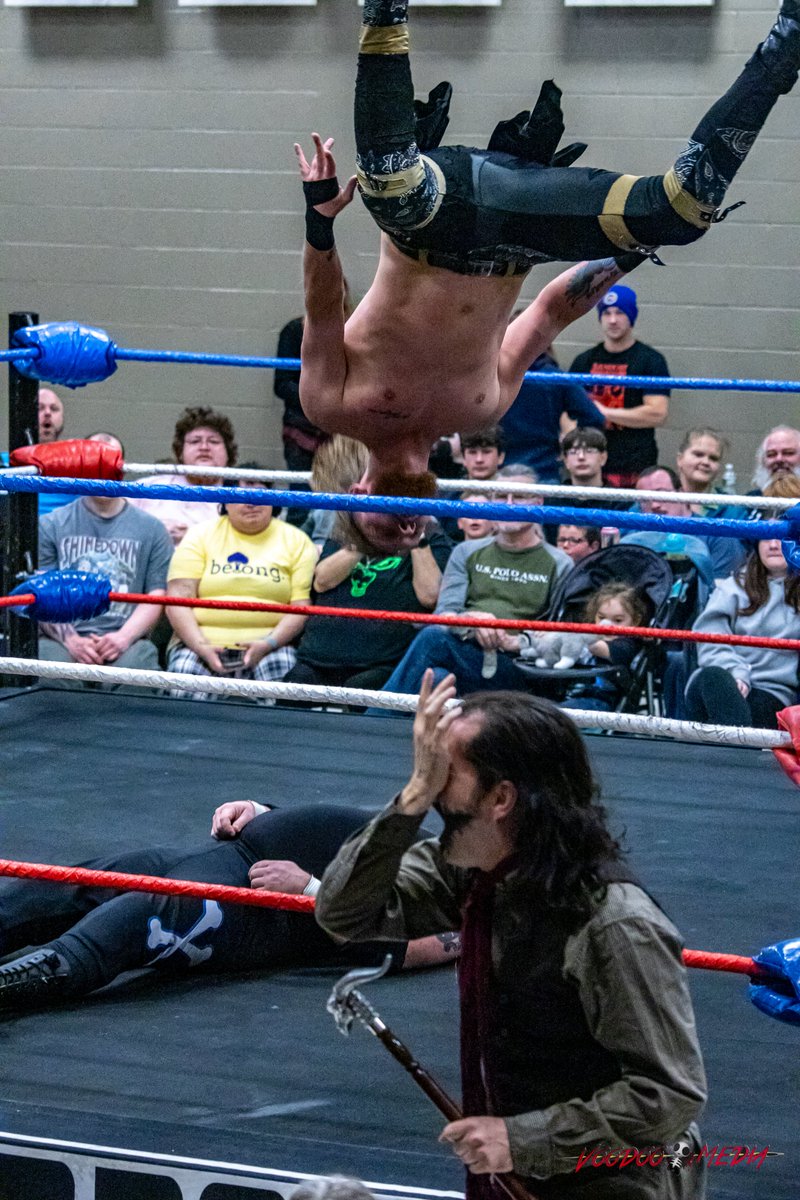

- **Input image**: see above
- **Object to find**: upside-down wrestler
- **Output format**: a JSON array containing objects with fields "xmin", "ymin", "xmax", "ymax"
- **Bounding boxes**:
[
  {"xmin": 0, "ymin": 804, "xmax": 457, "ymax": 1009},
  {"xmin": 296, "ymin": 0, "xmax": 800, "ymax": 552}
]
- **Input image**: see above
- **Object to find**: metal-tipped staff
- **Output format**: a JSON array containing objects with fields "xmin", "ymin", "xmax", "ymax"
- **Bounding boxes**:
[{"xmin": 327, "ymin": 957, "xmax": 538, "ymax": 1200}]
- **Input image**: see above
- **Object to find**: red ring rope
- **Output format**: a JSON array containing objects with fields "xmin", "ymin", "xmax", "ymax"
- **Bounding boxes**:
[
  {"xmin": 0, "ymin": 858, "xmax": 314, "ymax": 912},
  {"xmin": 0, "ymin": 859, "xmax": 772, "ymax": 978},
  {"xmin": 4, "ymin": 591, "xmax": 800, "ymax": 654}
]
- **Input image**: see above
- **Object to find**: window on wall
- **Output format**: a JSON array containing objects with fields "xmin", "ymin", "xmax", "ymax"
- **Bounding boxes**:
[
  {"xmin": 4, "ymin": 0, "xmax": 137, "ymax": 7},
  {"xmin": 357, "ymin": 0, "xmax": 500, "ymax": 7},
  {"xmin": 406, "ymin": 0, "xmax": 501, "ymax": 5},
  {"xmin": 178, "ymin": 0, "xmax": 316, "ymax": 6},
  {"xmin": 566, "ymin": 0, "xmax": 711, "ymax": 6}
]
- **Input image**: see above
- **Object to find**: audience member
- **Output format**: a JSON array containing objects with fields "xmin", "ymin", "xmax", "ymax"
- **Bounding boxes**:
[
  {"xmin": 457, "ymin": 493, "xmax": 497, "ymax": 542},
  {"xmin": 433, "ymin": 435, "xmax": 505, "ymax": 543},
  {"xmin": 301, "ymin": 435, "xmax": 370, "ymax": 550},
  {"xmin": 36, "ymin": 387, "xmax": 73, "ymax": 517},
  {"xmin": 560, "ymin": 426, "xmax": 607, "ymax": 490},
  {"xmin": 561, "ymin": 582, "xmax": 647, "ymax": 713},
  {"xmin": 555, "ymin": 524, "xmax": 601, "ymax": 564},
  {"xmin": 37, "ymin": 490, "xmax": 172, "ymax": 679},
  {"xmin": 274, "ymin": 281, "xmax": 354, "ymax": 475},
  {"xmin": 284, "ymin": 522, "xmax": 452, "ymax": 693},
  {"xmin": 130, "ymin": 407, "xmax": 238, "ymax": 546},
  {"xmin": 673, "ymin": 427, "xmax": 752, "ymax": 563},
  {"xmin": 569, "ymin": 286, "xmax": 670, "ymax": 487},
  {"xmin": 622, "ymin": 465, "xmax": 738, "ymax": 588},
  {"xmin": 86, "ymin": 431, "xmax": 124, "ymax": 454},
  {"xmin": 275, "ymin": 313, "xmax": 329, "ymax": 475},
  {"xmin": 166, "ymin": 469, "xmax": 316, "ymax": 696},
  {"xmin": 37, "ymin": 388, "xmax": 64, "ymax": 443},
  {"xmin": 305, "ymin": 435, "xmax": 437, "ymax": 556},
  {"xmin": 685, "ymin": 539, "xmax": 800, "ymax": 728},
  {"xmin": 549, "ymin": 428, "xmax": 622, "ymax": 537},
  {"xmin": 459, "ymin": 427, "xmax": 506, "ymax": 481},
  {"xmin": 428, "ymin": 433, "xmax": 462, "ymax": 480},
  {"xmin": 762, "ymin": 473, "xmax": 800, "ymax": 503},
  {"xmin": 751, "ymin": 425, "xmax": 800, "ymax": 492},
  {"xmin": 498, "ymin": 344, "xmax": 604, "ymax": 483},
  {"xmin": 676, "ymin": 428, "xmax": 728, "ymax": 511},
  {"xmin": 275, "ymin": 289, "xmax": 355, "ymax": 526},
  {"xmin": 375, "ymin": 465, "xmax": 571, "ymax": 698}
]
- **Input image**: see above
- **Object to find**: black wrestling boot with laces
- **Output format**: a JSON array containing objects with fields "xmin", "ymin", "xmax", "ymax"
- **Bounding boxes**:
[{"xmin": 0, "ymin": 948, "xmax": 72, "ymax": 1008}]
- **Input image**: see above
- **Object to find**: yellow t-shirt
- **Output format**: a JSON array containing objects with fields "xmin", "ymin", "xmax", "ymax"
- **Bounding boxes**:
[{"xmin": 168, "ymin": 515, "xmax": 316, "ymax": 647}]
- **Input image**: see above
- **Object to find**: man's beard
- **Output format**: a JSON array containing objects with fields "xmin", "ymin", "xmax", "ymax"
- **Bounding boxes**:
[
  {"xmin": 436, "ymin": 804, "xmax": 478, "ymax": 858},
  {"xmin": 753, "ymin": 462, "xmax": 800, "ymax": 491},
  {"xmin": 370, "ymin": 469, "xmax": 437, "ymax": 499}
]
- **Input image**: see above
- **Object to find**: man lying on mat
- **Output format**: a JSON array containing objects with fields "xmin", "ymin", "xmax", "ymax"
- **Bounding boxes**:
[{"xmin": 0, "ymin": 803, "xmax": 458, "ymax": 1009}]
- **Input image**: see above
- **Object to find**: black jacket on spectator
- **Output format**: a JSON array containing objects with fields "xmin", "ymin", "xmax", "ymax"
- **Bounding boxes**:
[{"xmin": 275, "ymin": 317, "xmax": 329, "ymax": 473}]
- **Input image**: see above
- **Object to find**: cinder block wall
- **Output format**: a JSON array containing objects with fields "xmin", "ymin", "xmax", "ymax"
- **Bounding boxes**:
[{"xmin": 1, "ymin": 0, "xmax": 797, "ymax": 486}]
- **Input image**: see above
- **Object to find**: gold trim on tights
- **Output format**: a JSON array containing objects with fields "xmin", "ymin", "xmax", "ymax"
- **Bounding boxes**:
[{"xmin": 359, "ymin": 24, "xmax": 410, "ymax": 54}]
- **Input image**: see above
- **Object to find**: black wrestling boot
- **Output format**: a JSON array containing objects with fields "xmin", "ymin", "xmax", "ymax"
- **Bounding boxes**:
[
  {"xmin": 750, "ymin": 0, "xmax": 800, "ymax": 92},
  {"xmin": 0, "ymin": 948, "xmax": 73, "ymax": 1008}
]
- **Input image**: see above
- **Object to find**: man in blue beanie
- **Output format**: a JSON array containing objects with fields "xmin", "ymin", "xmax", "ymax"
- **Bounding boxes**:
[{"xmin": 568, "ymin": 285, "xmax": 671, "ymax": 488}]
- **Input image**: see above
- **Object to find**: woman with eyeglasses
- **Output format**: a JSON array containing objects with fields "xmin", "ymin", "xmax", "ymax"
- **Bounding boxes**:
[{"xmin": 130, "ymin": 406, "xmax": 238, "ymax": 547}]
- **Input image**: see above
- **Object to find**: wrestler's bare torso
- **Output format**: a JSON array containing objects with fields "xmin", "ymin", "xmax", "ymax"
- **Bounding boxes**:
[{"xmin": 303, "ymin": 237, "xmax": 536, "ymax": 473}]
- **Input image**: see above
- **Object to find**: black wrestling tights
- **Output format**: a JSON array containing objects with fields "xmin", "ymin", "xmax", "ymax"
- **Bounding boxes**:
[{"xmin": 354, "ymin": 0, "xmax": 442, "ymax": 233}]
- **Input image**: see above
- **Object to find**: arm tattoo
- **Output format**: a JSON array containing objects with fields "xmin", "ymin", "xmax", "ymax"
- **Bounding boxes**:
[
  {"xmin": 437, "ymin": 931, "xmax": 462, "ymax": 955},
  {"xmin": 564, "ymin": 258, "xmax": 621, "ymax": 310}
]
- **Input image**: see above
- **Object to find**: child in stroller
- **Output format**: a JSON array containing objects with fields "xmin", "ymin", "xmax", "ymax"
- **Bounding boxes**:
[
  {"xmin": 560, "ymin": 583, "xmax": 648, "ymax": 713},
  {"xmin": 516, "ymin": 543, "xmax": 678, "ymax": 713}
]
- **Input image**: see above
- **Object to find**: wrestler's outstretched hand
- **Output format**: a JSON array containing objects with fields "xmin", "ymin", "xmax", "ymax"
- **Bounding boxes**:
[{"xmin": 294, "ymin": 132, "xmax": 357, "ymax": 218}]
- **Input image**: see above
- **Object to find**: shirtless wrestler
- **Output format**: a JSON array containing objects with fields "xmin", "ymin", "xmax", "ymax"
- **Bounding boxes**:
[{"xmin": 295, "ymin": 0, "xmax": 799, "ymax": 552}]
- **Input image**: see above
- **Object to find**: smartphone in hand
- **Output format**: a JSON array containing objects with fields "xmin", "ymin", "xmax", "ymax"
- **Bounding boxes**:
[{"xmin": 218, "ymin": 649, "xmax": 247, "ymax": 676}]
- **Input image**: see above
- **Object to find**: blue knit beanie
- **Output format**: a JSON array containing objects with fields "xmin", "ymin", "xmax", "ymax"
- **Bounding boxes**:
[{"xmin": 597, "ymin": 285, "xmax": 638, "ymax": 326}]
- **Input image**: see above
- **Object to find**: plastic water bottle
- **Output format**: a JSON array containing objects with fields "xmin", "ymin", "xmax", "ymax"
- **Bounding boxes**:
[
  {"xmin": 722, "ymin": 463, "xmax": 737, "ymax": 494},
  {"xmin": 481, "ymin": 649, "xmax": 498, "ymax": 680}
]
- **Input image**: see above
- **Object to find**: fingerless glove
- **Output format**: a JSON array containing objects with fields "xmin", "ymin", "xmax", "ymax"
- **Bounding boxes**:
[{"xmin": 303, "ymin": 177, "xmax": 340, "ymax": 251}]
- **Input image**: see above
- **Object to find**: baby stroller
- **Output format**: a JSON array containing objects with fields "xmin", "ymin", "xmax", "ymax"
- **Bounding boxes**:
[{"xmin": 515, "ymin": 544, "xmax": 689, "ymax": 714}]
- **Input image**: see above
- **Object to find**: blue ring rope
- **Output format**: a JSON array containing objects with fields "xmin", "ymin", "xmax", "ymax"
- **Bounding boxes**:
[
  {"xmin": 1, "ymin": 472, "xmax": 793, "ymax": 541},
  {"xmin": 4, "ymin": 324, "xmax": 799, "ymax": 393}
]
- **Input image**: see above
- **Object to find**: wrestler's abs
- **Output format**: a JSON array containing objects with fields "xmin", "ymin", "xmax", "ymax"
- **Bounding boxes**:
[{"xmin": 340, "ymin": 237, "xmax": 523, "ymax": 442}]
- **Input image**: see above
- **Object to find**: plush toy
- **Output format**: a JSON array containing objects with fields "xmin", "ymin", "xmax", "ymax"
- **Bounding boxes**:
[{"xmin": 521, "ymin": 622, "xmax": 613, "ymax": 670}]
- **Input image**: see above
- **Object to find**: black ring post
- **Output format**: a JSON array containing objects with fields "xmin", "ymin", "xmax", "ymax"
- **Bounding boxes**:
[{"xmin": 2, "ymin": 312, "xmax": 39, "ymax": 685}]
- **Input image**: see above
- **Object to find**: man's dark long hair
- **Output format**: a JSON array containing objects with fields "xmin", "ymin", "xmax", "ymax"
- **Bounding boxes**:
[{"xmin": 459, "ymin": 692, "xmax": 622, "ymax": 916}]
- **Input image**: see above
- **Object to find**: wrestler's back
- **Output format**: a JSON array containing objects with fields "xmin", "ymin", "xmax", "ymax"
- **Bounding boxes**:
[{"xmin": 339, "ymin": 237, "xmax": 525, "ymax": 443}]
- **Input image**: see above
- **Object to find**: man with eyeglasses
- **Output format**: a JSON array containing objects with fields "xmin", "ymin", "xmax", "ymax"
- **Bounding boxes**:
[
  {"xmin": 561, "ymin": 427, "xmax": 608, "ymax": 491},
  {"xmin": 373, "ymin": 464, "xmax": 572, "ymax": 700},
  {"xmin": 545, "ymin": 428, "xmax": 625, "ymax": 544}
]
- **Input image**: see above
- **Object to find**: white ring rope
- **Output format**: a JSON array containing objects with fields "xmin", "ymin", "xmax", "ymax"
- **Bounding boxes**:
[
  {"xmin": 119, "ymin": 463, "xmax": 791, "ymax": 512},
  {"xmin": 4, "ymin": 657, "xmax": 790, "ymax": 751}
]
